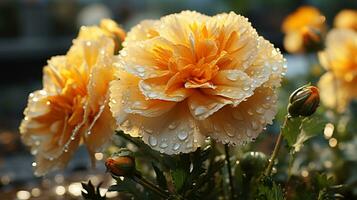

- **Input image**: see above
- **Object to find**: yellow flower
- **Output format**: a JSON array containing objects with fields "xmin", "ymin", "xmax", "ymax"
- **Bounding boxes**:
[
  {"xmin": 282, "ymin": 6, "xmax": 326, "ymax": 53},
  {"xmin": 334, "ymin": 9, "xmax": 357, "ymax": 31},
  {"xmin": 318, "ymin": 29, "xmax": 357, "ymax": 112},
  {"xmin": 110, "ymin": 11, "xmax": 286, "ymax": 154},
  {"xmin": 20, "ymin": 19, "xmax": 124, "ymax": 176}
]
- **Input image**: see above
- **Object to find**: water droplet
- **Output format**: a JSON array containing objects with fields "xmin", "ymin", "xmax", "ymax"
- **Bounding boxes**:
[
  {"xmin": 172, "ymin": 143, "xmax": 180, "ymax": 150},
  {"xmin": 168, "ymin": 122, "xmax": 178, "ymax": 130},
  {"xmin": 247, "ymin": 109, "xmax": 254, "ymax": 115},
  {"xmin": 256, "ymin": 107, "xmax": 264, "ymax": 114},
  {"xmin": 32, "ymin": 162, "xmax": 37, "ymax": 167},
  {"xmin": 272, "ymin": 65, "xmax": 279, "ymax": 71},
  {"xmin": 178, "ymin": 131, "xmax": 188, "ymax": 141},
  {"xmin": 136, "ymin": 67, "xmax": 145, "ymax": 73},
  {"xmin": 31, "ymin": 149, "xmax": 38, "ymax": 155},
  {"xmin": 148, "ymin": 93, "xmax": 157, "ymax": 98},
  {"xmin": 87, "ymin": 131, "xmax": 91, "ymax": 135},
  {"xmin": 194, "ymin": 106, "xmax": 207, "ymax": 116},
  {"xmin": 111, "ymin": 99, "xmax": 117, "ymax": 104},
  {"xmin": 243, "ymin": 85, "xmax": 250, "ymax": 91},
  {"xmin": 160, "ymin": 142, "xmax": 168, "ymax": 149},
  {"xmin": 148, "ymin": 136, "xmax": 158, "ymax": 146},
  {"xmin": 142, "ymin": 84, "xmax": 151, "ymax": 90},
  {"xmin": 70, "ymin": 136, "xmax": 75, "ymax": 140},
  {"xmin": 186, "ymin": 143, "xmax": 193, "ymax": 149},
  {"xmin": 226, "ymin": 73, "xmax": 238, "ymax": 81},
  {"xmin": 46, "ymin": 101, "xmax": 51, "ymax": 105}
]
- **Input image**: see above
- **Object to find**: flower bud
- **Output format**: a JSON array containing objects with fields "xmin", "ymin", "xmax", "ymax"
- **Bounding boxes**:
[
  {"xmin": 288, "ymin": 85, "xmax": 320, "ymax": 117},
  {"xmin": 240, "ymin": 151, "xmax": 268, "ymax": 178},
  {"xmin": 105, "ymin": 148, "xmax": 136, "ymax": 177}
]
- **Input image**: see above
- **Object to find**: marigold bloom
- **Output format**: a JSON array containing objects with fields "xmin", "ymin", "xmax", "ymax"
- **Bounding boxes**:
[
  {"xmin": 110, "ymin": 11, "xmax": 286, "ymax": 154},
  {"xmin": 20, "ymin": 19, "xmax": 124, "ymax": 175},
  {"xmin": 318, "ymin": 29, "xmax": 357, "ymax": 112},
  {"xmin": 282, "ymin": 6, "xmax": 326, "ymax": 53},
  {"xmin": 334, "ymin": 9, "xmax": 357, "ymax": 31}
]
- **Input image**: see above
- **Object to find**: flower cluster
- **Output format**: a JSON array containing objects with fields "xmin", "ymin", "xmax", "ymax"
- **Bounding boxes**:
[
  {"xmin": 20, "ymin": 11, "xmax": 286, "ymax": 174},
  {"xmin": 20, "ymin": 19, "xmax": 125, "ymax": 175}
]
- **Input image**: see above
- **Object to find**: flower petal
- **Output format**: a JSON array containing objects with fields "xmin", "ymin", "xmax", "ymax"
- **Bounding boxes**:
[
  {"xmin": 117, "ymin": 37, "xmax": 173, "ymax": 79},
  {"xmin": 198, "ymin": 87, "xmax": 278, "ymax": 145},
  {"xmin": 139, "ymin": 75, "xmax": 192, "ymax": 101},
  {"xmin": 187, "ymin": 91, "xmax": 231, "ymax": 120},
  {"xmin": 117, "ymin": 103, "xmax": 206, "ymax": 154},
  {"xmin": 110, "ymin": 70, "xmax": 176, "ymax": 120},
  {"xmin": 202, "ymin": 69, "xmax": 254, "ymax": 102}
]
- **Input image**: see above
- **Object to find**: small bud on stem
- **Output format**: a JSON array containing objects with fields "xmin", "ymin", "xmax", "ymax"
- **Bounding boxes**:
[{"xmin": 288, "ymin": 85, "xmax": 320, "ymax": 117}]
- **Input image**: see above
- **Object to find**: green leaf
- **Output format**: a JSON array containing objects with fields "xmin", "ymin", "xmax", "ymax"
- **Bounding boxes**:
[
  {"xmin": 294, "ymin": 115, "xmax": 327, "ymax": 152},
  {"xmin": 108, "ymin": 178, "xmax": 147, "ymax": 199},
  {"xmin": 152, "ymin": 162, "xmax": 168, "ymax": 190},
  {"xmin": 282, "ymin": 117, "xmax": 303, "ymax": 148},
  {"xmin": 282, "ymin": 115, "xmax": 327, "ymax": 153},
  {"xmin": 171, "ymin": 168, "xmax": 188, "ymax": 192},
  {"xmin": 81, "ymin": 181, "xmax": 106, "ymax": 200},
  {"xmin": 255, "ymin": 179, "xmax": 286, "ymax": 200}
]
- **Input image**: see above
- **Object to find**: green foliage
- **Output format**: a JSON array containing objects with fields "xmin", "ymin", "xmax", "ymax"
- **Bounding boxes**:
[
  {"xmin": 255, "ymin": 178, "xmax": 286, "ymax": 200},
  {"xmin": 81, "ymin": 181, "xmax": 106, "ymax": 200},
  {"xmin": 282, "ymin": 114, "xmax": 327, "ymax": 153}
]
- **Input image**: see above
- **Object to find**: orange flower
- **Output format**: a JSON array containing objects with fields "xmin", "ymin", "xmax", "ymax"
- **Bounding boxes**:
[
  {"xmin": 318, "ymin": 29, "xmax": 357, "ymax": 112},
  {"xmin": 110, "ymin": 11, "xmax": 286, "ymax": 154},
  {"xmin": 282, "ymin": 6, "xmax": 326, "ymax": 53},
  {"xmin": 334, "ymin": 9, "xmax": 357, "ymax": 31},
  {"xmin": 20, "ymin": 19, "xmax": 124, "ymax": 175}
]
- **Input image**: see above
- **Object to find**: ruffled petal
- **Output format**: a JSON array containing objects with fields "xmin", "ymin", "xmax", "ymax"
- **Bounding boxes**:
[
  {"xmin": 199, "ymin": 87, "xmax": 278, "ymax": 145},
  {"xmin": 109, "ymin": 70, "xmax": 176, "ymax": 120},
  {"xmin": 116, "ymin": 103, "xmax": 206, "ymax": 154}
]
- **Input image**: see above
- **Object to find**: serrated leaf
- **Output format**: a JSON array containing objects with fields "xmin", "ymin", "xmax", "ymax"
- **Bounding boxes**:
[
  {"xmin": 108, "ymin": 178, "xmax": 147, "ymax": 199},
  {"xmin": 255, "ymin": 181, "xmax": 285, "ymax": 200},
  {"xmin": 152, "ymin": 162, "xmax": 168, "ymax": 190},
  {"xmin": 81, "ymin": 181, "xmax": 106, "ymax": 200},
  {"xmin": 282, "ymin": 115, "xmax": 327, "ymax": 153},
  {"xmin": 293, "ymin": 115, "xmax": 327, "ymax": 152},
  {"xmin": 282, "ymin": 117, "xmax": 303, "ymax": 147}
]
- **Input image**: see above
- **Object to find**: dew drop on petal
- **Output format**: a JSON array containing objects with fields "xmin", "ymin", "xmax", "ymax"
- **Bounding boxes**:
[
  {"xmin": 186, "ymin": 143, "xmax": 193, "ymax": 149},
  {"xmin": 178, "ymin": 131, "xmax": 188, "ymax": 141},
  {"xmin": 272, "ymin": 65, "xmax": 279, "ymax": 71},
  {"xmin": 226, "ymin": 73, "xmax": 238, "ymax": 81},
  {"xmin": 148, "ymin": 136, "xmax": 158, "ymax": 147},
  {"xmin": 168, "ymin": 122, "xmax": 178, "ymax": 130},
  {"xmin": 256, "ymin": 107, "xmax": 264, "ymax": 114},
  {"xmin": 194, "ymin": 106, "xmax": 207, "ymax": 116},
  {"xmin": 159, "ymin": 142, "xmax": 168, "ymax": 149},
  {"xmin": 172, "ymin": 143, "xmax": 180, "ymax": 151},
  {"xmin": 243, "ymin": 85, "xmax": 250, "ymax": 91}
]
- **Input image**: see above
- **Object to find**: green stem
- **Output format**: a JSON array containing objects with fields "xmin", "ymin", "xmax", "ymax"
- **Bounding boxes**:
[
  {"xmin": 132, "ymin": 172, "xmax": 169, "ymax": 199},
  {"xmin": 224, "ymin": 144, "xmax": 235, "ymax": 200},
  {"xmin": 265, "ymin": 116, "xmax": 288, "ymax": 176}
]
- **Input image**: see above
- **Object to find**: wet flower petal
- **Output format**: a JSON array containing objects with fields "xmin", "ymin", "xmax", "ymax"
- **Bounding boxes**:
[
  {"xmin": 110, "ymin": 11, "xmax": 286, "ymax": 154},
  {"xmin": 20, "ymin": 19, "xmax": 125, "ymax": 175}
]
